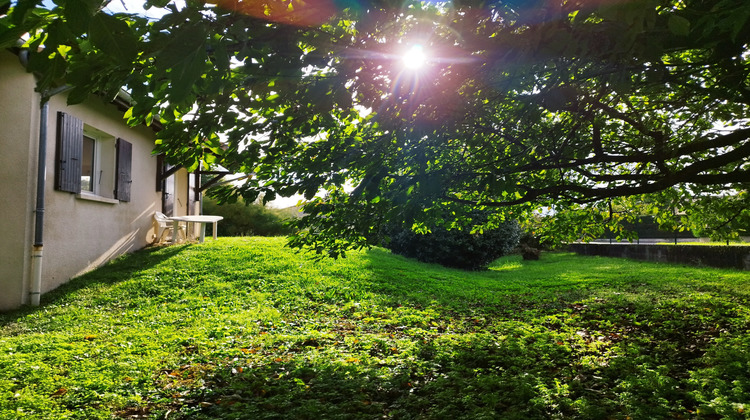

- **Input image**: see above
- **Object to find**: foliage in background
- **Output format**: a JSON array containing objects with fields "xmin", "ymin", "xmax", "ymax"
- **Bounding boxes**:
[
  {"xmin": 202, "ymin": 197, "xmax": 296, "ymax": 237},
  {"xmin": 529, "ymin": 193, "xmax": 750, "ymax": 244},
  {"xmin": 685, "ymin": 192, "xmax": 750, "ymax": 241},
  {"xmin": 2, "ymin": 238, "xmax": 750, "ymax": 418},
  {"xmin": 382, "ymin": 211, "xmax": 521, "ymax": 270},
  {"xmin": 619, "ymin": 216, "xmax": 695, "ymax": 240}
]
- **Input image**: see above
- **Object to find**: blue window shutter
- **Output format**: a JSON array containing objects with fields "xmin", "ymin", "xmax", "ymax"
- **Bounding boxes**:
[
  {"xmin": 115, "ymin": 138, "xmax": 132, "ymax": 202},
  {"xmin": 54, "ymin": 112, "xmax": 83, "ymax": 194}
]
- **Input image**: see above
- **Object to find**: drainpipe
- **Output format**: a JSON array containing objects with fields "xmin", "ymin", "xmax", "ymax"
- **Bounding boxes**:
[{"xmin": 29, "ymin": 84, "xmax": 72, "ymax": 306}]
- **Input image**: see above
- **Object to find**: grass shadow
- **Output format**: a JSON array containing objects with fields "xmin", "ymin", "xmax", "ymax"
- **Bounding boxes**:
[
  {"xmin": 126, "ymin": 246, "xmax": 750, "ymax": 418},
  {"xmin": 0, "ymin": 244, "xmax": 189, "ymax": 325},
  {"xmin": 123, "ymin": 305, "xmax": 735, "ymax": 420},
  {"xmin": 135, "ymin": 338, "xmax": 568, "ymax": 420}
]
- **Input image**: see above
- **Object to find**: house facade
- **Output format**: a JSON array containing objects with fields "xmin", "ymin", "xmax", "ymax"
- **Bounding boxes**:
[{"xmin": 0, "ymin": 49, "xmax": 199, "ymax": 311}]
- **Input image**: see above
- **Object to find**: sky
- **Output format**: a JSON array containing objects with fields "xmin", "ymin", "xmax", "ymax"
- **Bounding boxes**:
[{"xmin": 102, "ymin": 0, "xmax": 179, "ymax": 18}]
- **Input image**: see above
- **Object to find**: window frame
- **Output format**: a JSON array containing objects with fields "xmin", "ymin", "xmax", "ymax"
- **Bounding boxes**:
[
  {"xmin": 54, "ymin": 112, "xmax": 132, "ymax": 203},
  {"xmin": 79, "ymin": 126, "xmax": 116, "ymax": 199},
  {"xmin": 80, "ymin": 133, "xmax": 98, "ymax": 194}
]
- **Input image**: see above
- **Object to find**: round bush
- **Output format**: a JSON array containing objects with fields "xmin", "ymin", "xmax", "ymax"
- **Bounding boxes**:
[{"xmin": 383, "ymin": 214, "xmax": 521, "ymax": 270}]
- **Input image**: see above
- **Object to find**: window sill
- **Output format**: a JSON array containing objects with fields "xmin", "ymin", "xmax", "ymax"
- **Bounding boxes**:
[{"xmin": 76, "ymin": 193, "xmax": 119, "ymax": 204}]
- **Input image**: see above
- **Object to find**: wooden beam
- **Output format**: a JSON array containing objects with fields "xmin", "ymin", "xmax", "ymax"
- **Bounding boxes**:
[
  {"xmin": 159, "ymin": 164, "xmax": 183, "ymax": 182},
  {"xmin": 196, "ymin": 170, "xmax": 233, "ymax": 175},
  {"xmin": 197, "ymin": 173, "xmax": 229, "ymax": 192}
]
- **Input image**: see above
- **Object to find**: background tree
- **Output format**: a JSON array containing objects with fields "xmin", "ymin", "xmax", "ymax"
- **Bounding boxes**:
[
  {"xmin": 3, "ymin": 0, "xmax": 750, "ymax": 255},
  {"xmin": 202, "ymin": 197, "xmax": 297, "ymax": 237}
]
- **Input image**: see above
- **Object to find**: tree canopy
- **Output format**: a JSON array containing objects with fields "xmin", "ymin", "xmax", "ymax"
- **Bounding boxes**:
[{"xmin": 3, "ymin": 0, "xmax": 750, "ymax": 255}]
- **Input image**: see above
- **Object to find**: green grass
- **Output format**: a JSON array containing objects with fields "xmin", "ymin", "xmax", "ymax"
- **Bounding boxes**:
[{"xmin": 2, "ymin": 237, "xmax": 750, "ymax": 419}]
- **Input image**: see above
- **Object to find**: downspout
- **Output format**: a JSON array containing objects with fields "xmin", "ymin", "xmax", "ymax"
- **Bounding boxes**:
[
  {"xmin": 29, "ymin": 83, "xmax": 72, "ymax": 306},
  {"xmin": 198, "ymin": 163, "xmax": 204, "ymax": 216}
]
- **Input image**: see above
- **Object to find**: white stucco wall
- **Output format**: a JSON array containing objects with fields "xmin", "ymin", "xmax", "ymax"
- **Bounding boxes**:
[
  {"xmin": 0, "ymin": 50, "xmax": 192, "ymax": 310},
  {"xmin": 0, "ymin": 50, "xmax": 37, "ymax": 310},
  {"xmin": 40, "ymin": 93, "xmax": 164, "ymax": 292},
  {"xmin": 174, "ymin": 167, "xmax": 189, "ymax": 216}
]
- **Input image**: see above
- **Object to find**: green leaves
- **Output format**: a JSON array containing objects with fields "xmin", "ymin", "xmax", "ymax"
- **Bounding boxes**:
[
  {"xmin": 7, "ymin": 0, "xmax": 750, "ymax": 253},
  {"xmin": 667, "ymin": 15, "xmax": 690, "ymax": 36},
  {"xmin": 88, "ymin": 12, "xmax": 138, "ymax": 64},
  {"xmin": 145, "ymin": 0, "xmax": 171, "ymax": 8},
  {"xmin": 61, "ymin": 0, "xmax": 100, "ymax": 35},
  {"xmin": 153, "ymin": 23, "xmax": 208, "ymax": 105},
  {"xmin": 0, "ymin": 0, "xmax": 34, "ymax": 48}
]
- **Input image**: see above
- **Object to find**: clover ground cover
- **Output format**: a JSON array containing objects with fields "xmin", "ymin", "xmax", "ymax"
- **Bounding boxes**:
[{"xmin": 1, "ymin": 237, "xmax": 750, "ymax": 419}]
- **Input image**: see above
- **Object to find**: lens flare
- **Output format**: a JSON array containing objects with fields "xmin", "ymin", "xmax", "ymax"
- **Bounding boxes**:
[
  {"xmin": 205, "ymin": 0, "xmax": 337, "ymax": 26},
  {"xmin": 402, "ymin": 45, "xmax": 427, "ymax": 70}
]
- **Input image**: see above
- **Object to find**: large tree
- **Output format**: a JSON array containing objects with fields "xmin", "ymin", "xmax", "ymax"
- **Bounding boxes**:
[{"xmin": 3, "ymin": 0, "xmax": 750, "ymax": 254}]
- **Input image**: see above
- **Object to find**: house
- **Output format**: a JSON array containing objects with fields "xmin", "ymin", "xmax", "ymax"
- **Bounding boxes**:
[{"xmin": 0, "ymin": 48, "xmax": 201, "ymax": 311}]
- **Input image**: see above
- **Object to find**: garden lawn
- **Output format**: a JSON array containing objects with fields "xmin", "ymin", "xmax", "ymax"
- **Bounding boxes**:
[{"xmin": 2, "ymin": 237, "xmax": 750, "ymax": 419}]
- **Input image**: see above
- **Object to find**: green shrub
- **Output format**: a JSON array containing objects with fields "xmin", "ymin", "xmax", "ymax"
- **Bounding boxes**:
[
  {"xmin": 383, "ymin": 212, "xmax": 521, "ymax": 270},
  {"xmin": 202, "ymin": 197, "xmax": 297, "ymax": 236}
]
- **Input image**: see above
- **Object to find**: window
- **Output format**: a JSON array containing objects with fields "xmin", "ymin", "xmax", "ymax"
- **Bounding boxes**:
[
  {"xmin": 79, "ymin": 128, "xmax": 116, "ymax": 197},
  {"xmin": 55, "ymin": 112, "xmax": 132, "ymax": 202},
  {"xmin": 81, "ymin": 135, "xmax": 95, "ymax": 192}
]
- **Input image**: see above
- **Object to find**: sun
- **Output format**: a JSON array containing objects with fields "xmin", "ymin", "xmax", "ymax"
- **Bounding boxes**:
[{"xmin": 402, "ymin": 44, "xmax": 428, "ymax": 70}]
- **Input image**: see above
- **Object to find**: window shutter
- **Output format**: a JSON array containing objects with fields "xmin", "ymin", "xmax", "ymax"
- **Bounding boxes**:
[
  {"xmin": 54, "ymin": 112, "xmax": 83, "ymax": 193},
  {"xmin": 162, "ymin": 166, "xmax": 175, "ymax": 216},
  {"xmin": 156, "ymin": 154, "xmax": 164, "ymax": 192},
  {"xmin": 115, "ymin": 138, "xmax": 132, "ymax": 202}
]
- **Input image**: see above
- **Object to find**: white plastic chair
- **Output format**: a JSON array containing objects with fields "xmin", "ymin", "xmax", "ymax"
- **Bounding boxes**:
[{"xmin": 154, "ymin": 211, "xmax": 186, "ymax": 244}]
